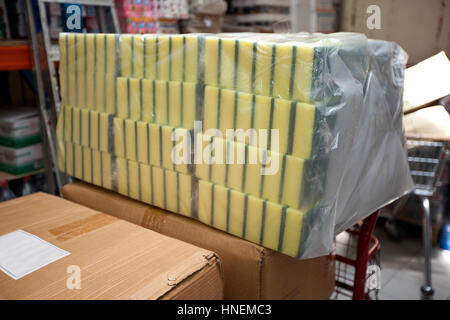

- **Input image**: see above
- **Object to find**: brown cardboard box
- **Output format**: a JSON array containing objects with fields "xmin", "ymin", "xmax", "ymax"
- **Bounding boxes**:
[
  {"xmin": 340, "ymin": 0, "xmax": 450, "ymax": 65},
  {"xmin": 0, "ymin": 193, "xmax": 223, "ymax": 299},
  {"xmin": 63, "ymin": 182, "xmax": 336, "ymax": 300}
]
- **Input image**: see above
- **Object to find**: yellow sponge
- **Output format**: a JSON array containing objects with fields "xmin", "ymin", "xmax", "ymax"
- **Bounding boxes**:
[
  {"xmin": 67, "ymin": 33, "xmax": 76, "ymax": 107},
  {"xmin": 237, "ymin": 40, "xmax": 254, "ymax": 94},
  {"xmin": 76, "ymin": 34, "xmax": 86, "ymax": 108},
  {"xmin": 129, "ymin": 78, "xmax": 142, "ymax": 120},
  {"xmin": 205, "ymin": 37, "xmax": 257, "ymax": 90},
  {"xmin": 58, "ymin": 105, "xmax": 111, "ymax": 153},
  {"xmin": 133, "ymin": 35, "xmax": 144, "ymax": 79},
  {"xmin": 113, "ymin": 118, "xmax": 137, "ymax": 161},
  {"xmin": 152, "ymin": 165, "xmax": 165, "ymax": 208},
  {"xmin": 141, "ymin": 79, "xmax": 154, "ymax": 123},
  {"xmin": 148, "ymin": 123, "xmax": 161, "ymax": 167},
  {"xmin": 117, "ymin": 77, "xmax": 144, "ymax": 120},
  {"xmin": 60, "ymin": 33, "xmax": 317, "ymax": 110},
  {"xmin": 105, "ymin": 34, "xmax": 118, "ymax": 114},
  {"xmin": 144, "ymin": 36, "xmax": 157, "ymax": 79},
  {"xmin": 58, "ymin": 141, "xmax": 112, "ymax": 190},
  {"xmin": 161, "ymin": 125, "xmax": 174, "ymax": 171},
  {"xmin": 117, "ymin": 78, "xmax": 199, "ymax": 129},
  {"xmin": 292, "ymin": 102, "xmax": 315, "ymax": 158},
  {"xmin": 202, "ymin": 86, "xmax": 220, "ymax": 132},
  {"xmin": 155, "ymin": 79, "xmax": 168, "ymax": 124},
  {"xmin": 157, "ymin": 36, "xmax": 170, "ymax": 81},
  {"xmin": 72, "ymin": 107, "xmax": 81, "ymax": 145},
  {"xmin": 139, "ymin": 161, "xmax": 152, "ymax": 204},
  {"xmin": 196, "ymin": 180, "xmax": 306, "ymax": 256},
  {"xmin": 59, "ymin": 34, "xmax": 68, "ymax": 107},
  {"xmin": 254, "ymin": 41, "xmax": 273, "ymax": 98},
  {"xmin": 184, "ymin": 35, "xmax": 199, "ymax": 83},
  {"xmin": 85, "ymin": 34, "xmax": 95, "ymax": 109},
  {"xmin": 202, "ymin": 86, "xmax": 316, "ymax": 158},
  {"xmin": 204, "ymin": 37, "xmax": 220, "ymax": 87},
  {"xmin": 182, "ymin": 82, "xmax": 197, "ymax": 129},
  {"xmin": 95, "ymin": 34, "xmax": 106, "ymax": 112},
  {"xmin": 116, "ymin": 77, "xmax": 129, "ymax": 119},
  {"xmin": 120, "ymin": 35, "xmax": 133, "ymax": 78},
  {"xmin": 219, "ymin": 38, "xmax": 237, "ymax": 89},
  {"xmin": 58, "ymin": 139, "xmax": 309, "ymax": 258},
  {"xmin": 272, "ymin": 43, "xmax": 293, "ymax": 100},
  {"xmin": 116, "ymin": 157, "xmax": 129, "ymax": 197},
  {"xmin": 59, "ymin": 104, "xmax": 311, "ymax": 210},
  {"xmin": 168, "ymin": 81, "xmax": 182, "ymax": 127},
  {"xmin": 292, "ymin": 45, "xmax": 315, "ymax": 103},
  {"xmin": 170, "ymin": 35, "xmax": 184, "ymax": 82},
  {"xmin": 271, "ymin": 99, "xmax": 291, "ymax": 154}
]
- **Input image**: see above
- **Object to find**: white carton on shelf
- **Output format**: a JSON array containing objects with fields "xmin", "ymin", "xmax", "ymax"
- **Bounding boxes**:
[
  {"xmin": 0, "ymin": 143, "xmax": 43, "ymax": 174},
  {"xmin": 0, "ymin": 107, "xmax": 41, "ymax": 148}
]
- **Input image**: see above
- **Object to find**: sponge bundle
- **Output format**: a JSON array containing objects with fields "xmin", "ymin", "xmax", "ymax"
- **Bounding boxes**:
[{"xmin": 57, "ymin": 32, "xmax": 384, "ymax": 259}]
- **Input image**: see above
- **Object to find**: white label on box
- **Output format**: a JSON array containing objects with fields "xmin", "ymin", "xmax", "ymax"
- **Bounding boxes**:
[{"xmin": 0, "ymin": 230, "xmax": 70, "ymax": 280}]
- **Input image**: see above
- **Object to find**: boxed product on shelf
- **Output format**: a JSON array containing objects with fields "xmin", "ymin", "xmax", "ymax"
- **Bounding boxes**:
[
  {"xmin": 119, "ymin": 16, "xmax": 158, "ymax": 34},
  {"xmin": 0, "ymin": 143, "xmax": 43, "ymax": 174},
  {"xmin": 0, "ymin": 107, "xmax": 41, "ymax": 148},
  {"xmin": 154, "ymin": 0, "xmax": 189, "ymax": 19},
  {"xmin": 56, "ymin": 32, "xmax": 413, "ymax": 259},
  {"xmin": 115, "ymin": 0, "xmax": 155, "ymax": 18},
  {"xmin": 115, "ymin": 0, "xmax": 186, "ymax": 33}
]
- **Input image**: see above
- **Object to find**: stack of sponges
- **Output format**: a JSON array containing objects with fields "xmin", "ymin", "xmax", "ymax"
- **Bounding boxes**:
[{"xmin": 57, "ymin": 33, "xmax": 334, "ymax": 258}]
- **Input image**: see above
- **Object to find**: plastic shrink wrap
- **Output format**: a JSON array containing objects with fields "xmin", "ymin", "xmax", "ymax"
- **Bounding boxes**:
[{"xmin": 57, "ymin": 32, "xmax": 413, "ymax": 259}]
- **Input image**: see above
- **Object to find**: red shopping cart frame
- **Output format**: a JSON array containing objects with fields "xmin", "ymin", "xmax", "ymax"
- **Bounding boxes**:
[{"xmin": 335, "ymin": 211, "xmax": 380, "ymax": 300}]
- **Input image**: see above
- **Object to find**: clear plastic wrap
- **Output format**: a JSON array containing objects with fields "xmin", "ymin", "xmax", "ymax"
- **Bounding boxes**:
[{"xmin": 57, "ymin": 32, "xmax": 413, "ymax": 259}]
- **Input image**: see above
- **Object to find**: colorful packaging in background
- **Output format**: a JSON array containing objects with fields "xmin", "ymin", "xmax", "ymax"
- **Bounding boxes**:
[
  {"xmin": 56, "ymin": 32, "xmax": 414, "ymax": 259},
  {"xmin": 115, "ymin": 0, "xmax": 188, "ymax": 33},
  {"xmin": 155, "ymin": 0, "xmax": 189, "ymax": 19}
]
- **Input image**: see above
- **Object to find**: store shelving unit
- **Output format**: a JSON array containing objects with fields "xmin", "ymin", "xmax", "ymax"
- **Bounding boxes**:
[
  {"xmin": 0, "ymin": 40, "xmax": 47, "ymax": 183},
  {"xmin": 0, "ymin": 169, "xmax": 45, "ymax": 182},
  {"xmin": 0, "ymin": 40, "xmax": 32, "ymax": 71}
]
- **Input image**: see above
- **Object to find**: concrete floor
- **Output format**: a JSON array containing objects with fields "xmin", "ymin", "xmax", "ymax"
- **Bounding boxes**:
[
  {"xmin": 332, "ymin": 222, "xmax": 450, "ymax": 300},
  {"xmin": 374, "ymin": 224, "xmax": 450, "ymax": 300}
]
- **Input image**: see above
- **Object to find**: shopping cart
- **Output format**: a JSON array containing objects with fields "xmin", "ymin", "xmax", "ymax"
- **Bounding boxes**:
[
  {"xmin": 385, "ymin": 138, "xmax": 450, "ymax": 299},
  {"xmin": 332, "ymin": 211, "xmax": 381, "ymax": 300}
]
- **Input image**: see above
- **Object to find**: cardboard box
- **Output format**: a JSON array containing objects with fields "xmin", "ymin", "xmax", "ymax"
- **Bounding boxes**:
[
  {"xmin": 340, "ymin": 0, "xmax": 450, "ymax": 65},
  {"xmin": 0, "ymin": 143, "xmax": 43, "ymax": 174},
  {"xmin": 0, "ymin": 106, "xmax": 41, "ymax": 148},
  {"xmin": 63, "ymin": 182, "xmax": 336, "ymax": 300},
  {"xmin": 0, "ymin": 193, "xmax": 223, "ymax": 299}
]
